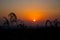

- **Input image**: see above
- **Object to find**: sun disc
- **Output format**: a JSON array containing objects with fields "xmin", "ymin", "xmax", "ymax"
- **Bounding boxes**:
[{"xmin": 33, "ymin": 19, "xmax": 36, "ymax": 22}]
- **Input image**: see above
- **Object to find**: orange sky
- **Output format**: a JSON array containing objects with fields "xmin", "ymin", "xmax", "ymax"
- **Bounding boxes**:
[{"xmin": 0, "ymin": 0, "xmax": 60, "ymax": 22}]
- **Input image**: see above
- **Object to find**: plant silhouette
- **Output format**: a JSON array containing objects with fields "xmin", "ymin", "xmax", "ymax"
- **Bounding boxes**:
[
  {"xmin": 45, "ymin": 20, "xmax": 53, "ymax": 28},
  {"xmin": 53, "ymin": 19, "xmax": 60, "ymax": 27},
  {"xmin": 8, "ymin": 12, "xmax": 17, "ymax": 23},
  {"xmin": 8, "ymin": 12, "xmax": 25, "ymax": 29},
  {"xmin": 3, "ymin": 17, "xmax": 9, "ymax": 27},
  {"xmin": 53, "ymin": 19, "xmax": 58, "ymax": 27},
  {"xmin": 17, "ymin": 19, "xmax": 25, "ymax": 29},
  {"xmin": 0, "ymin": 12, "xmax": 60, "ymax": 29}
]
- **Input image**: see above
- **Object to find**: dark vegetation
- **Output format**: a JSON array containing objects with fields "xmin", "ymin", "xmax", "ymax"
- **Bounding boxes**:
[{"xmin": 0, "ymin": 12, "xmax": 60, "ymax": 40}]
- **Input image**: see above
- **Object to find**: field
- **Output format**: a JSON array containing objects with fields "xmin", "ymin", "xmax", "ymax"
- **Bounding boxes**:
[{"xmin": 0, "ymin": 26, "xmax": 59, "ymax": 40}]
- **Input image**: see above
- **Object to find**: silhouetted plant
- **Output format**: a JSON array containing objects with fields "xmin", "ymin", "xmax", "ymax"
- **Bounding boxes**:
[
  {"xmin": 8, "ymin": 12, "xmax": 25, "ymax": 29},
  {"xmin": 8, "ymin": 12, "xmax": 18, "ymax": 28},
  {"xmin": 8, "ymin": 12, "xmax": 17, "ymax": 23},
  {"xmin": 45, "ymin": 20, "xmax": 53, "ymax": 28},
  {"xmin": 53, "ymin": 19, "xmax": 60, "ymax": 27},
  {"xmin": 53, "ymin": 19, "xmax": 58, "ymax": 27},
  {"xmin": 18, "ymin": 22, "xmax": 25, "ymax": 29},
  {"xmin": 17, "ymin": 19, "xmax": 25, "ymax": 28},
  {"xmin": 3, "ymin": 17, "xmax": 9, "ymax": 27}
]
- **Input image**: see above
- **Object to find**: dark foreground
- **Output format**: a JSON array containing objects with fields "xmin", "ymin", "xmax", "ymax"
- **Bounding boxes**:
[{"xmin": 0, "ymin": 27, "xmax": 60, "ymax": 40}]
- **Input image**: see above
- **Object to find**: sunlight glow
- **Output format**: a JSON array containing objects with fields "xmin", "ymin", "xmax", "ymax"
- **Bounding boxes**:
[{"xmin": 33, "ymin": 19, "xmax": 36, "ymax": 22}]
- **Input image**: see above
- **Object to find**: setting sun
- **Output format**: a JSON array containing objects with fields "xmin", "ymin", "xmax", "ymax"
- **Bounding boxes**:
[
  {"xmin": 33, "ymin": 19, "xmax": 36, "ymax": 22},
  {"xmin": 21, "ymin": 8, "xmax": 42, "ymax": 22}
]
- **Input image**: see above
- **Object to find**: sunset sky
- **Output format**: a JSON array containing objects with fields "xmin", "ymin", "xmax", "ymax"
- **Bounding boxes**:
[{"xmin": 0, "ymin": 0, "xmax": 60, "ymax": 26}]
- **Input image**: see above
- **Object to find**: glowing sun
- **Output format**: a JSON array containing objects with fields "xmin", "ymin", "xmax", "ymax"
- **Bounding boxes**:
[{"xmin": 33, "ymin": 19, "xmax": 36, "ymax": 22}]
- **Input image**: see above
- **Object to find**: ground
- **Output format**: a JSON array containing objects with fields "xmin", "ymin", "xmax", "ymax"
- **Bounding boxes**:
[{"xmin": 0, "ymin": 27, "xmax": 59, "ymax": 40}]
